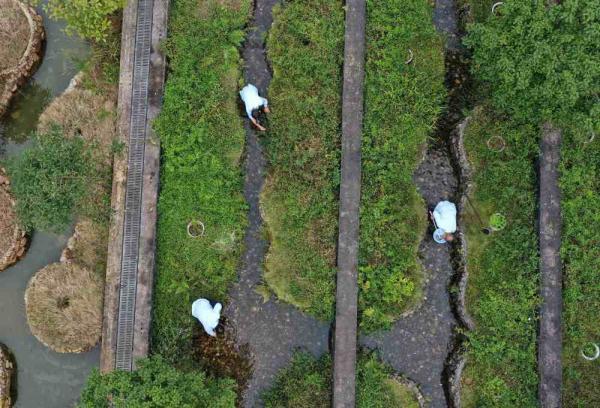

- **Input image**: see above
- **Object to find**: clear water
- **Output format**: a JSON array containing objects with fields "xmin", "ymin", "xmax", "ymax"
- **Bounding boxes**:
[{"xmin": 0, "ymin": 3, "xmax": 98, "ymax": 407}]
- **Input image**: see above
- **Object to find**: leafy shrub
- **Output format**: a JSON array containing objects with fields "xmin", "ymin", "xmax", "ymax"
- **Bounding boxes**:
[
  {"xmin": 359, "ymin": 0, "xmax": 445, "ymax": 331},
  {"xmin": 151, "ymin": 0, "xmax": 250, "ymax": 363},
  {"xmin": 79, "ymin": 356, "xmax": 237, "ymax": 408},
  {"xmin": 7, "ymin": 126, "xmax": 90, "ymax": 232},
  {"xmin": 263, "ymin": 0, "xmax": 344, "ymax": 320},
  {"xmin": 461, "ymin": 106, "xmax": 539, "ymax": 407},
  {"xmin": 464, "ymin": 1, "xmax": 600, "ymax": 137},
  {"xmin": 45, "ymin": 0, "xmax": 123, "ymax": 42},
  {"xmin": 261, "ymin": 352, "xmax": 418, "ymax": 407}
]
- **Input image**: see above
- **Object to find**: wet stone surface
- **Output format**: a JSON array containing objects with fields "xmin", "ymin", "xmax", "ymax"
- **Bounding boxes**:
[
  {"xmin": 361, "ymin": 144, "xmax": 459, "ymax": 408},
  {"xmin": 224, "ymin": 1, "xmax": 329, "ymax": 407}
]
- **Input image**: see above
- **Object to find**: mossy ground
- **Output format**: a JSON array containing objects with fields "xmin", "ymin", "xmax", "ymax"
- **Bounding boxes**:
[
  {"xmin": 460, "ymin": 105, "xmax": 539, "ymax": 407},
  {"xmin": 262, "ymin": 0, "xmax": 344, "ymax": 321}
]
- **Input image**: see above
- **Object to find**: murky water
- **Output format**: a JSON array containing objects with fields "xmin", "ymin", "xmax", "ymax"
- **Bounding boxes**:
[{"xmin": 0, "ymin": 3, "xmax": 96, "ymax": 407}]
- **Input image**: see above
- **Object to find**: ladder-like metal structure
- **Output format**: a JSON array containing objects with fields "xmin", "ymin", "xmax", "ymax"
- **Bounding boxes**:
[{"xmin": 115, "ymin": 0, "xmax": 154, "ymax": 371}]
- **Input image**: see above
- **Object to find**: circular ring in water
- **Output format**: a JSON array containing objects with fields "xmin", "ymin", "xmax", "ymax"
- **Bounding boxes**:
[
  {"xmin": 187, "ymin": 220, "xmax": 205, "ymax": 238},
  {"xmin": 492, "ymin": 2, "xmax": 504, "ymax": 15},
  {"xmin": 581, "ymin": 343, "xmax": 600, "ymax": 361},
  {"xmin": 406, "ymin": 49, "xmax": 414, "ymax": 65}
]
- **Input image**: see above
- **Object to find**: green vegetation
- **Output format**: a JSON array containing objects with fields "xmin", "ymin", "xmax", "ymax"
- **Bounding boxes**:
[
  {"xmin": 263, "ymin": 0, "xmax": 344, "ymax": 320},
  {"xmin": 359, "ymin": 0, "xmax": 445, "ymax": 331},
  {"xmin": 79, "ymin": 357, "xmax": 237, "ymax": 408},
  {"xmin": 45, "ymin": 0, "xmax": 123, "ymax": 42},
  {"xmin": 464, "ymin": 2, "xmax": 600, "ymax": 405},
  {"xmin": 460, "ymin": 106, "xmax": 539, "ymax": 407},
  {"xmin": 561, "ymin": 130, "xmax": 600, "ymax": 407},
  {"xmin": 152, "ymin": 0, "xmax": 250, "ymax": 363},
  {"xmin": 6, "ymin": 126, "xmax": 90, "ymax": 232},
  {"xmin": 464, "ymin": 1, "xmax": 599, "ymax": 138},
  {"xmin": 262, "ymin": 352, "xmax": 419, "ymax": 407}
]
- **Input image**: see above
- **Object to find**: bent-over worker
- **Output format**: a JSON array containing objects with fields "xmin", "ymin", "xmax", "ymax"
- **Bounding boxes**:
[
  {"xmin": 192, "ymin": 298, "xmax": 222, "ymax": 337},
  {"xmin": 240, "ymin": 84, "xmax": 270, "ymax": 131},
  {"xmin": 431, "ymin": 200, "xmax": 457, "ymax": 244}
]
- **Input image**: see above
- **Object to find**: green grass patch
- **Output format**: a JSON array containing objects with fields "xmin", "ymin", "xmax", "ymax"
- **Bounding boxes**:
[
  {"xmin": 261, "ymin": 352, "xmax": 419, "ymax": 407},
  {"xmin": 461, "ymin": 105, "xmax": 539, "ymax": 407},
  {"xmin": 359, "ymin": 0, "xmax": 445, "ymax": 331},
  {"xmin": 152, "ymin": 0, "xmax": 250, "ymax": 363},
  {"xmin": 79, "ymin": 356, "xmax": 237, "ymax": 407},
  {"xmin": 262, "ymin": 0, "xmax": 344, "ymax": 321},
  {"xmin": 561, "ymin": 129, "xmax": 600, "ymax": 407}
]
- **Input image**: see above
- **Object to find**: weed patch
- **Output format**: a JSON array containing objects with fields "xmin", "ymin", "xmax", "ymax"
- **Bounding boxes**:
[
  {"xmin": 261, "ymin": 352, "xmax": 420, "ymax": 407},
  {"xmin": 561, "ymin": 129, "xmax": 600, "ymax": 407},
  {"xmin": 359, "ymin": 0, "xmax": 445, "ymax": 331},
  {"xmin": 151, "ymin": 0, "xmax": 250, "ymax": 363},
  {"xmin": 262, "ymin": 0, "xmax": 344, "ymax": 320},
  {"xmin": 460, "ymin": 105, "xmax": 539, "ymax": 407}
]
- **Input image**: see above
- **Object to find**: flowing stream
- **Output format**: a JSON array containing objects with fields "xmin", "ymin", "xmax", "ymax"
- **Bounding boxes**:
[{"xmin": 0, "ymin": 3, "xmax": 95, "ymax": 407}]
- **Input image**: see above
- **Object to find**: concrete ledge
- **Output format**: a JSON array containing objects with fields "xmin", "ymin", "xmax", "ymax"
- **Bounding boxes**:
[
  {"xmin": 332, "ymin": 0, "xmax": 366, "ymax": 406},
  {"xmin": 538, "ymin": 122, "xmax": 562, "ymax": 408}
]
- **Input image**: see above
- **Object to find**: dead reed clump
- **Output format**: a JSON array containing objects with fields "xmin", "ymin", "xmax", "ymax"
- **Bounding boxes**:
[
  {"xmin": 0, "ymin": 0, "xmax": 29, "ymax": 72},
  {"xmin": 25, "ymin": 262, "xmax": 103, "ymax": 353}
]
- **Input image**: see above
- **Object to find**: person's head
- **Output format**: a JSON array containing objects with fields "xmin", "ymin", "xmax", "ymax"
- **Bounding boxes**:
[
  {"xmin": 444, "ymin": 233, "xmax": 454, "ymax": 242},
  {"xmin": 263, "ymin": 106, "xmax": 270, "ymax": 113}
]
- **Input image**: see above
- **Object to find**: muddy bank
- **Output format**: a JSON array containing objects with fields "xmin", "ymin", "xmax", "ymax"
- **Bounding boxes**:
[
  {"xmin": 0, "ymin": 0, "xmax": 45, "ymax": 118},
  {"xmin": 0, "ymin": 168, "xmax": 27, "ymax": 272},
  {"xmin": 0, "ymin": 344, "xmax": 14, "ymax": 408}
]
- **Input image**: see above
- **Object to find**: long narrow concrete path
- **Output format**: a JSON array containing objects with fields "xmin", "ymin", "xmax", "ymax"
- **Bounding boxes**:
[
  {"xmin": 538, "ymin": 123, "xmax": 562, "ymax": 407},
  {"xmin": 100, "ymin": 0, "xmax": 169, "ymax": 372},
  {"xmin": 332, "ymin": 0, "xmax": 366, "ymax": 406}
]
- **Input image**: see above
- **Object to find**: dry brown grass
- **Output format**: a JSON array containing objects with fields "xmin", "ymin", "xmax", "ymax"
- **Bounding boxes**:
[
  {"xmin": 0, "ymin": 169, "xmax": 27, "ymax": 271},
  {"xmin": 0, "ymin": 0, "xmax": 29, "ymax": 72},
  {"xmin": 62, "ymin": 218, "xmax": 109, "ymax": 276},
  {"xmin": 0, "ymin": 183, "xmax": 18, "ymax": 259},
  {"xmin": 38, "ymin": 85, "xmax": 117, "ymax": 162},
  {"xmin": 25, "ymin": 262, "xmax": 103, "ymax": 353}
]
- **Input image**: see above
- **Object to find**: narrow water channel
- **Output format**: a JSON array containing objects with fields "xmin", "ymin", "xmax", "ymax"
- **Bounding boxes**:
[
  {"xmin": 0, "ymin": 3, "xmax": 95, "ymax": 407},
  {"xmin": 360, "ymin": 1, "xmax": 469, "ymax": 407},
  {"xmin": 224, "ymin": 1, "xmax": 329, "ymax": 406}
]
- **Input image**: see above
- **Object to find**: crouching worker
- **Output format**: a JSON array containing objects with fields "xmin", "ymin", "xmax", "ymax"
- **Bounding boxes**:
[
  {"xmin": 192, "ymin": 298, "xmax": 222, "ymax": 337},
  {"xmin": 240, "ymin": 83, "xmax": 270, "ymax": 131},
  {"xmin": 430, "ymin": 200, "xmax": 457, "ymax": 244}
]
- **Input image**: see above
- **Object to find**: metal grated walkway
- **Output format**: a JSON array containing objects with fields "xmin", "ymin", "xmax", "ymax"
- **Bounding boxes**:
[{"xmin": 115, "ymin": 0, "xmax": 154, "ymax": 371}]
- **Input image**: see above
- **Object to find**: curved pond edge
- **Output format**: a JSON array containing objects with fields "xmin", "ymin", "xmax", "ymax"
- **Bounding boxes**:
[{"xmin": 0, "ymin": 0, "xmax": 45, "ymax": 117}]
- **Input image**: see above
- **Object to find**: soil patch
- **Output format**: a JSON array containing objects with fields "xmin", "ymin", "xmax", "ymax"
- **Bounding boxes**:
[
  {"xmin": 0, "ymin": 167, "xmax": 27, "ymax": 272},
  {"xmin": 192, "ymin": 319, "xmax": 252, "ymax": 401}
]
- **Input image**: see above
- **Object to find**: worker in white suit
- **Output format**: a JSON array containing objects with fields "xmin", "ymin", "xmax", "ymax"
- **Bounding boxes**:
[
  {"xmin": 430, "ymin": 200, "xmax": 457, "ymax": 244},
  {"xmin": 240, "ymin": 84, "xmax": 270, "ymax": 131},
  {"xmin": 191, "ymin": 298, "xmax": 222, "ymax": 337}
]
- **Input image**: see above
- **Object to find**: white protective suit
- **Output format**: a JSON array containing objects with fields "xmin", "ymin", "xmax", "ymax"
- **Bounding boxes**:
[{"xmin": 191, "ymin": 299, "xmax": 222, "ymax": 337}]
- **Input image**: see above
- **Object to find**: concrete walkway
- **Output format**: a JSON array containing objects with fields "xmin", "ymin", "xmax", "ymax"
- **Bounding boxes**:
[
  {"xmin": 538, "ymin": 123, "xmax": 562, "ymax": 408},
  {"xmin": 224, "ymin": 1, "xmax": 329, "ymax": 406},
  {"xmin": 332, "ymin": 0, "xmax": 366, "ymax": 406},
  {"xmin": 100, "ymin": 0, "xmax": 169, "ymax": 372}
]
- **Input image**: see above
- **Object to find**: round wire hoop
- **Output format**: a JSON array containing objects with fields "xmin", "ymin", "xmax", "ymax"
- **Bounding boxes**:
[
  {"xmin": 492, "ymin": 2, "xmax": 504, "ymax": 15},
  {"xmin": 581, "ymin": 343, "xmax": 600, "ymax": 361},
  {"xmin": 487, "ymin": 135, "xmax": 506, "ymax": 152},
  {"xmin": 406, "ymin": 49, "xmax": 414, "ymax": 65},
  {"xmin": 187, "ymin": 220, "xmax": 205, "ymax": 238}
]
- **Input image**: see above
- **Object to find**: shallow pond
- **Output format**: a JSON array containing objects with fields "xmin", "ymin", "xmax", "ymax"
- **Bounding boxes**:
[{"xmin": 0, "ymin": 2, "xmax": 97, "ymax": 407}]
